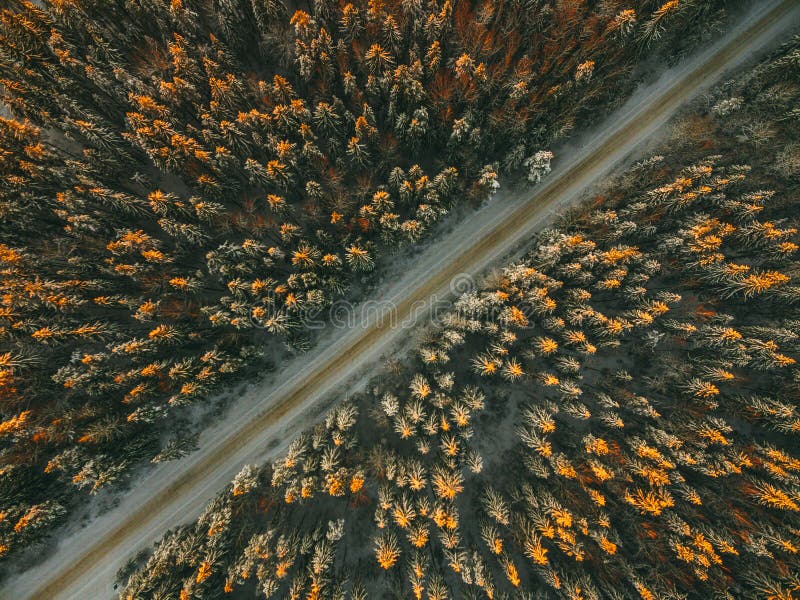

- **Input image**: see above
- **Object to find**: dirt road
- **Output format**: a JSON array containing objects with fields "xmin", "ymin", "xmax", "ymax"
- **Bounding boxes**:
[{"xmin": 7, "ymin": 1, "xmax": 800, "ymax": 598}]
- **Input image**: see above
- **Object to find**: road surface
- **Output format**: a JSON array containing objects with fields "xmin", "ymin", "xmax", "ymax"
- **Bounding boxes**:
[{"xmin": 7, "ymin": 1, "xmax": 800, "ymax": 598}]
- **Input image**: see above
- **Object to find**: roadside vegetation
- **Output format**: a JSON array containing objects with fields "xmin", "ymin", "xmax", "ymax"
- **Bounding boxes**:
[
  {"xmin": 0, "ymin": 0, "xmax": 738, "ymax": 564},
  {"xmin": 118, "ymin": 33, "xmax": 800, "ymax": 599}
]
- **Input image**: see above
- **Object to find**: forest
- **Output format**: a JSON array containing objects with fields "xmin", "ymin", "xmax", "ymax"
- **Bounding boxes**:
[
  {"xmin": 116, "ymin": 29, "xmax": 800, "ymax": 600},
  {"xmin": 0, "ymin": 0, "xmax": 742, "ymax": 569}
]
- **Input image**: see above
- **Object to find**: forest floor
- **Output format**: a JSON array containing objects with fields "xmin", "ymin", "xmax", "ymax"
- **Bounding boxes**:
[{"xmin": 6, "ymin": 1, "xmax": 800, "ymax": 598}]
